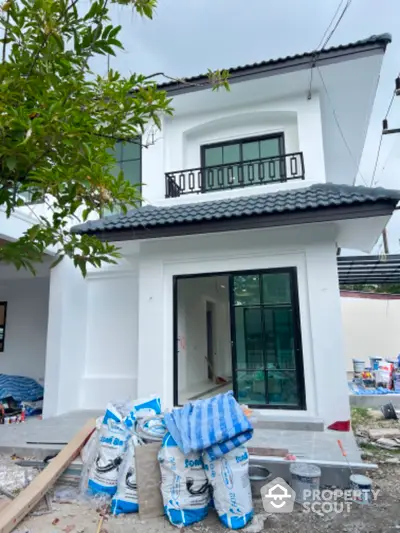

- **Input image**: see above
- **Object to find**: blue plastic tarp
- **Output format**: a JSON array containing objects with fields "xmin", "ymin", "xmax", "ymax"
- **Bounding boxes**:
[{"xmin": 0, "ymin": 374, "xmax": 44, "ymax": 403}]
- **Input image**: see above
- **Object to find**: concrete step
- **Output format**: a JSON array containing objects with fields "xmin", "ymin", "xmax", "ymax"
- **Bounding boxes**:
[{"xmin": 253, "ymin": 416, "xmax": 325, "ymax": 432}]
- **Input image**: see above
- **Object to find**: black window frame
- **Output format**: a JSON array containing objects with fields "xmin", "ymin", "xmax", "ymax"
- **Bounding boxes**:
[
  {"xmin": 199, "ymin": 133, "xmax": 286, "ymax": 193},
  {"xmin": 0, "ymin": 301, "xmax": 8, "ymax": 353},
  {"xmin": 173, "ymin": 267, "xmax": 306, "ymax": 410},
  {"xmin": 200, "ymin": 133, "xmax": 285, "ymax": 168}
]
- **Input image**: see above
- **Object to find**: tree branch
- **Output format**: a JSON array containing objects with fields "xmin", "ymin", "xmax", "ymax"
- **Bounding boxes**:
[
  {"xmin": 26, "ymin": 0, "xmax": 80, "ymax": 79},
  {"xmin": 2, "ymin": 9, "xmax": 9, "ymax": 63}
]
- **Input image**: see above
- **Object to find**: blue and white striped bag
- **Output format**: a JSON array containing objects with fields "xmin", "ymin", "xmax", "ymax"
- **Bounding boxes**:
[{"xmin": 164, "ymin": 391, "xmax": 253, "ymax": 460}]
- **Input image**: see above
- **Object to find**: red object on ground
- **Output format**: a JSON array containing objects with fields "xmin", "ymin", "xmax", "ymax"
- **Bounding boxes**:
[{"xmin": 327, "ymin": 420, "xmax": 350, "ymax": 431}]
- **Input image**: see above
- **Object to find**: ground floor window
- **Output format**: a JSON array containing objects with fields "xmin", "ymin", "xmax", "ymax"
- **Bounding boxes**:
[{"xmin": 173, "ymin": 268, "xmax": 306, "ymax": 409}]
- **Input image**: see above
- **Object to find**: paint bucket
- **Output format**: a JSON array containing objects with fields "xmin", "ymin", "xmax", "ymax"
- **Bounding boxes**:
[
  {"xmin": 349, "ymin": 474, "xmax": 372, "ymax": 505},
  {"xmin": 289, "ymin": 463, "xmax": 321, "ymax": 503},
  {"xmin": 249, "ymin": 465, "xmax": 271, "ymax": 498},
  {"xmin": 381, "ymin": 401, "xmax": 398, "ymax": 420},
  {"xmin": 369, "ymin": 357, "xmax": 382, "ymax": 371},
  {"xmin": 352, "ymin": 359, "xmax": 365, "ymax": 374}
]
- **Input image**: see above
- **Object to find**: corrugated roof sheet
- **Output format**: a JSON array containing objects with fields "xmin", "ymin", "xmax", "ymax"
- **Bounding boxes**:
[
  {"xmin": 72, "ymin": 183, "xmax": 400, "ymax": 235},
  {"xmin": 156, "ymin": 34, "xmax": 391, "ymax": 90}
]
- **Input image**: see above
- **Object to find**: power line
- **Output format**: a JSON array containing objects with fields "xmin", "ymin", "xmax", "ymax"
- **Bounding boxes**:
[
  {"xmin": 370, "ymin": 90, "xmax": 396, "ymax": 187},
  {"xmin": 315, "ymin": 0, "xmax": 347, "ymax": 51},
  {"xmin": 316, "ymin": 66, "xmax": 368, "ymax": 186},
  {"xmin": 320, "ymin": 0, "xmax": 353, "ymax": 50},
  {"xmin": 308, "ymin": 0, "xmax": 353, "ymax": 99}
]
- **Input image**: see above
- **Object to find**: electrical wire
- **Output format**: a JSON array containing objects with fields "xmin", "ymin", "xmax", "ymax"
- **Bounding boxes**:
[
  {"xmin": 315, "ymin": 0, "xmax": 347, "ymax": 52},
  {"xmin": 370, "ymin": 91, "xmax": 396, "ymax": 187},
  {"xmin": 320, "ymin": 0, "xmax": 353, "ymax": 51},
  {"xmin": 308, "ymin": 0, "xmax": 353, "ymax": 99},
  {"xmin": 316, "ymin": 66, "xmax": 368, "ymax": 186}
]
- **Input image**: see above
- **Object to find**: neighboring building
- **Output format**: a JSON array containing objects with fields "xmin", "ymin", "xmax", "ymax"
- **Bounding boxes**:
[
  {"xmin": 341, "ymin": 290, "xmax": 400, "ymax": 374},
  {"xmin": 1, "ymin": 34, "xmax": 399, "ymax": 429}
]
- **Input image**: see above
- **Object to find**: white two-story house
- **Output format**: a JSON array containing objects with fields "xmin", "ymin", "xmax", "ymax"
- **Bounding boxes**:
[{"xmin": 12, "ymin": 33, "xmax": 400, "ymax": 429}]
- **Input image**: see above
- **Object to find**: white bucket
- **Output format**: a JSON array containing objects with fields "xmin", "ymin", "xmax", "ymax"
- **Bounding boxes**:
[
  {"xmin": 352, "ymin": 359, "xmax": 365, "ymax": 373},
  {"xmin": 349, "ymin": 474, "xmax": 372, "ymax": 505},
  {"xmin": 289, "ymin": 463, "xmax": 321, "ymax": 503}
]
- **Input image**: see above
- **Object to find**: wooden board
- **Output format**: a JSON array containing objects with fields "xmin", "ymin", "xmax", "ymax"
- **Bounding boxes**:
[
  {"xmin": 248, "ymin": 446, "xmax": 289, "ymax": 457},
  {"xmin": 0, "ymin": 418, "xmax": 96, "ymax": 533},
  {"xmin": 136, "ymin": 442, "xmax": 164, "ymax": 520},
  {"xmin": 0, "ymin": 500, "xmax": 9, "ymax": 513}
]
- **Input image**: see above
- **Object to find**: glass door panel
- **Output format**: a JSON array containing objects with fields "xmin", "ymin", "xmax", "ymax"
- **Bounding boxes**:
[{"xmin": 231, "ymin": 269, "xmax": 305, "ymax": 409}]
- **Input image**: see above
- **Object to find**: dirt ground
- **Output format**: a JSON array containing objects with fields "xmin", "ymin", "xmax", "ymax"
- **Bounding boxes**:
[{"xmin": 2, "ymin": 408, "xmax": 400, "ymax": 533}]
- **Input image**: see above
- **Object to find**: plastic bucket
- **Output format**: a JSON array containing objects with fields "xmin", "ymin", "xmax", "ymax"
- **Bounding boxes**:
[
  {"xmin": 369, "ymin": 357, "xmax": 382, "ymax": 371},
  {"xmin": 289, "ymin": 463, "xmax": 321, "ymax": 503},
  {"xmin": 249, "ymin": 465, "xmax": 271, "ymax": 498},
  {"xmin": 352, "ymin": 359, "xmax": 365, "ymax": 373},
  {"xmin": 350, "ymin": 474, "xmax": 372, "ymax": 505}
]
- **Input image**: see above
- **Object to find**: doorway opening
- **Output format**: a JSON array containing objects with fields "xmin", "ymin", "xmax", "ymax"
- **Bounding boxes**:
[{"xmin": 173, "ymin": 268, "xmax": 306, "ymax": 409}]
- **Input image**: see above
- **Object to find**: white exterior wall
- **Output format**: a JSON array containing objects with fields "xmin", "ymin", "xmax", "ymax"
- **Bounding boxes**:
[
  {"xmin": 43, "ymin": 256, "xmax": 139, "ymax": 417},
  {"xmin": 341, "ymin": 296, "xmax": 400, "ymax": 371},
  {"xmin": 0, "ymin": 278, "xmax": 49, "ymax": 385},
  {"xmin": 136, "ymin": 223, "xmax": 350, "ymax": 427},
  {"xmin": 142, "ymin": 94, "xmax": 326, "ymax": 206}
]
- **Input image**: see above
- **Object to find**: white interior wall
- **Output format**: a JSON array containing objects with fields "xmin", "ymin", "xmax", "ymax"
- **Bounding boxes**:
[
  {"xmin": 177, "ymin": 276, "xmax": 231, "ymax": 393},
  {"xmin": 341, "ymin": 295, "xmax": 400, "ymax": 371},
  {"xmin": 0, "ymin": 277, "xmax": 49, "ymax": 385}
]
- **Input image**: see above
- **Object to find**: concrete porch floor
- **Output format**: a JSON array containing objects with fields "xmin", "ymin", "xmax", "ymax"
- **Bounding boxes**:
[
  {"xmin": 0, "ymin": 410, "xmax": 102, "ymax": 458},
  {"xmin": 0, "ymin": 410, "xmax": 370, "ymax": 488},
  {"xmin": 0, "ymin": 410, "xmax": 360, "ymax": 462}
]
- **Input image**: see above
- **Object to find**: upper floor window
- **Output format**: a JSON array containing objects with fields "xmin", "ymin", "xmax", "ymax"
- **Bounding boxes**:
[
  {"xmin": 201, "ymin": 134, "xmax": 285, "ymax": 191},
  {"xmin": 165, "ymin": 133, "xmax": 305, "ymax": 198},
  {"xmin": 109, "ymin": 138, "xmax": 142, "ymax": 189}
]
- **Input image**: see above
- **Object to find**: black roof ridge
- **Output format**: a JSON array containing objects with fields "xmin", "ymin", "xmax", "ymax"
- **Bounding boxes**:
[{"xmin": 155, "ymin": 33, "xmax": 391, "ymax": 94}]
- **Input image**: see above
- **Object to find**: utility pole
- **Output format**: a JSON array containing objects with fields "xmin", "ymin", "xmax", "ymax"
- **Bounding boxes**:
[{"xmin": 382, "ymin": 227, "xmax": 389, "ymax": 254}]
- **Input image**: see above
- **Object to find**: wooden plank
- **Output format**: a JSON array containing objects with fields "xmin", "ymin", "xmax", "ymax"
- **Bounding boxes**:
[
  {"xmin": 0, "ymin": 418, "xmax": 96, "ymax": 533},
  {"xmin": 0, "ymin": 500, "xmax": 9, "ymax": 512},
  {"xmin": 248, "ymin": 446, "xmax": 289, "ymax": 457}
]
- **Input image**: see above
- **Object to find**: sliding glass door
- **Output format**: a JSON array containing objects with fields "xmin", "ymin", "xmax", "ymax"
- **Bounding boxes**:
[{"xmin": 230, "ymin": 268, "xmax": 305, "ymax": 409}]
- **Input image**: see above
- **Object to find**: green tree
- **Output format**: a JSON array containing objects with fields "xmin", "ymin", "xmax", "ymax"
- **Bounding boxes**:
[{"xmin": 0, "ymin": 0, "xmax": 169, "ymax": 275}]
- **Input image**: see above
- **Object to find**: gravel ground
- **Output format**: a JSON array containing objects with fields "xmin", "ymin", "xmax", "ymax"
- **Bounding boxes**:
[{"xmin": 2, "ymin": 408, "xmax": 399, "ymax": 533}]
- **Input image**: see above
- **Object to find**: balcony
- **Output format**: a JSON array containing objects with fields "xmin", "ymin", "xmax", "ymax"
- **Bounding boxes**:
[{"xmin": 165, "ymin": 152, "xmax": 305, "ymax": 198}]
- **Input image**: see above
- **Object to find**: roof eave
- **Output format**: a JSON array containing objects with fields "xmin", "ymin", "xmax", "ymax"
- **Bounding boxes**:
[
  {"xmin": 76, "ymin": 201, "xmax": 396, "ymax": 242},
  {"xmin": 160, "ymin": 39, "xmax": 390, "ymax": 96}
]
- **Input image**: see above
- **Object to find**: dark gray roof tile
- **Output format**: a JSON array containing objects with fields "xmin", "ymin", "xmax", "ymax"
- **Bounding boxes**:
[{"xmin": 72, "ymin": 183, "xmax": 400, "ymax": 236}]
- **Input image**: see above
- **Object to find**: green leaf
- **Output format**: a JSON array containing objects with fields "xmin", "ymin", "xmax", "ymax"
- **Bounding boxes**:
[
  {"xmin": 50, "ymin": 255, "xmax": 64, "ymax": 269},
  {"xmin": 5, "ymin": 156, "xmax": 17, "ymax": 171}
]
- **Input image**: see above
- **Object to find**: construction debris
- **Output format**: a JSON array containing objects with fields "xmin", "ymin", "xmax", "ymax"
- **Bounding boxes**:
[
  {"xmin": 375, "ymin": 437, "xmax": 400, "ymax": 450},
  {"xmin": 367, "ymin": 428, "xmax": 400, "ymax": 441},
  {"xmin": 0, "ymin": 419, "xmax": 95, "ymax": 533}
]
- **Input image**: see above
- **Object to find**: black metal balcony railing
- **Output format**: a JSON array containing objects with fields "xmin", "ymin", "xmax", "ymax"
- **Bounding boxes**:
[{"xmin": 165, "ymin": 152, "xmax": 305, "ymax": 198}]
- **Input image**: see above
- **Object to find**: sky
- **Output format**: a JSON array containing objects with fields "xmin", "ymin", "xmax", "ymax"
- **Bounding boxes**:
[{"xmin": 94, "ymin": 0, "xmax": 400, "ymax": 253}]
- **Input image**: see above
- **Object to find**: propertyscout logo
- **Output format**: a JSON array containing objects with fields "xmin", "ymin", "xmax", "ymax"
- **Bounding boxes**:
[{"xmin": 261, "ymin": 477, "xmax": 380, "ymax": 516}]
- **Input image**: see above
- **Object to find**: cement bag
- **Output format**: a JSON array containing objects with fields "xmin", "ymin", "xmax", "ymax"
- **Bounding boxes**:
[
  {"xmin": 124, "ymin": 396, "xmax": 162, "ymax": 431},
  {"xmin": 158, "ymin": 433, "xmax": 210, "ymax": 527},
  {"xmin": 203, "ymin": 445, "xmax": 253, "ymax": 529},
  {"xmin": 81, "ymin": 417, "xmax": 103, "ymax": 464},
  {"xmin": 136, "ymin": 415, "xmax": 167, "ymax": 442},
  {"xmin": 87, "ymin": 404, "xmax": 129, "ymax": 496},
  {"xmin": 111, "ymin": 435, "xmax": 141, "ymax": 515}
]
